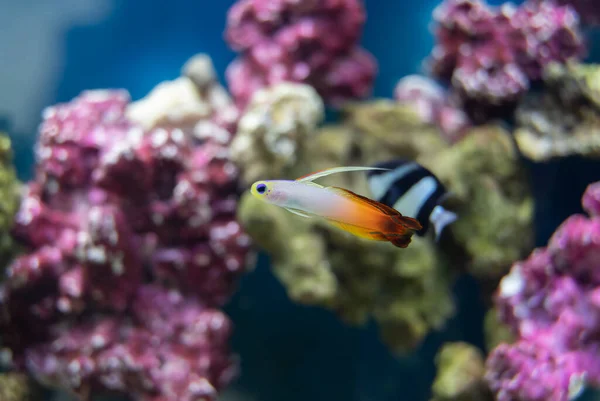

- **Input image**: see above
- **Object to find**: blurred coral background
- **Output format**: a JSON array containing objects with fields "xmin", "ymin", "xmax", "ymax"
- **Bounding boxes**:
[{"xmin": 1, "ymin": 1, "xmax": 600, "ymax": 401}]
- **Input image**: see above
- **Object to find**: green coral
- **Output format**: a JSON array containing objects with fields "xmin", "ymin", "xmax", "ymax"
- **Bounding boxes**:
[
  {"xmin": 514, "ymin": 61, "xmax": 600, "ymax": 161},
  {"xmin": 430, "ymin": 342, "xmax": 492, "ymax": 401},
  {"xmin": 424, "ymin": 126, "xmax": 534, "ymax": 280},
  {"xmin": 483, "ymin": 307, "xmax": 515, "ymax": 352},
  {"xmin": 235, "ymin": 90, "xmax": 533, "ymax": 353},
  {"xmin": 0, "ymin": 132, "xmax": 21, "ymax": 272},
  {"xmin": 0, "ymin": 373, "xmax": 42, "ymax": 401},
  {"xmin": 238, "ymin": 192, "xmax": 453, "ymax": 351}
]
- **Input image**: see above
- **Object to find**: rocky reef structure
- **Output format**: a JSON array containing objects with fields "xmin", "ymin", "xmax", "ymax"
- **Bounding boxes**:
[
  {"xmin": 224, "ymin": 0, "xmax": 377, "ymax": 108},
  {"xmin": 430, "ymin": 342, "xmax": 492, "ymax": 401},
  {"xmin": 0, "ymin": 55, "xmax": 251, "ymax": 401},
  {"xmin": 485, "ymin": 181, "xmax": 600, "ymax": 401},
  {"xmin": 514, "ymin": 61, "xmax": 600, "ymax": 161},
  {"xmin": 426, "ymin": 0, "xmax": 586, "ymax": 122},
  {"xmin": 234, "ymin": 84, "xmax": 533, "ymax": 352}
]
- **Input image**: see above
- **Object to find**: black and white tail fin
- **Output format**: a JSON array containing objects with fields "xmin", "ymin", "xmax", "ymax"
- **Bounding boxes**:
[{"xmin": 430, "ymin": 205, "xmax": 457, "ymax": 241}]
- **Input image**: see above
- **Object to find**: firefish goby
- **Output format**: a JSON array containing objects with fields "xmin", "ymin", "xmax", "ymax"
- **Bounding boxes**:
[
  {"xmin": 249, "ymin": 166, "xmax": 423, "ymax": 248},
  {"xmin": 365, "ymin": 159, "xmax": 457, "ymax": 241}
]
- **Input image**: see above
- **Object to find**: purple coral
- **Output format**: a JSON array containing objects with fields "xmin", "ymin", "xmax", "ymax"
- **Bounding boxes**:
[
  {"xmin": 0, "ymin": 90, "xmax": 250, "ymax": 400},
  {"xmin": 485, "ymin": 181, "xmax": 600, "ymax": 401},
  {"xmin": 26, "ymin": 285, "xmax": 236, "ymax": 401},
  {"xmin": 428, "ymin": 0, "xmax": 586, "ymax": 121},
  {"xmin": 224, "ymin": 0, "xmax": 377, "ymax": 108},
  {"xmin": 532, "ymin": 0, "xmax": 600, "ymax": 26}
]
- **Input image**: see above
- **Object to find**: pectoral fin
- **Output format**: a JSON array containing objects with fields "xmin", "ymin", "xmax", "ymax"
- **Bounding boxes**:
[
  {"xmin": 284, "ymin": 207, "xmax": 312, "ymax": 218},
  {"xmin": 296, "ymin": 166, "xmax": 391, "ymax": 182}
]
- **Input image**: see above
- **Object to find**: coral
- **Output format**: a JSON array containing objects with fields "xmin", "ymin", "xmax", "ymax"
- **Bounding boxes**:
[
  {"xmin": 0, "ymin": 132, "xmax": 20, "ymax": 273},
  {"xmin": 483, "ymin": 307, "xmax": 515, "ymax": 352},
  {"xmin": 0, "ymin": 63, "xmax": 250, "ymax": 401},
  {"xmin": 394, "ymin": 75, "xmax": 471, "ymax": 144},
  {"xmin": 532, "ymin": 0, "xmax": 600, "ymax": 26},
  {"xmin": 127, "ymin": 53, "xmax": 240, "ymax": 138},
  {"xmin": 26, "ymin": 285, "xmax": 236, "ymax": 401},
  {"xmin": 485, "ymin": 181, "xmax": 600, "ymax": 401},
  {"xmin": 345, "ymin": 102, "xmax": 533, "ymax": 281},
  {"xmin": 224, "ymin": 0, "xmax": 377, "ymax": 108},
  {"xmin": 430, "ymin": 342, "xmax": 492, "ymax": 401},
  {"xmin": 238, "ymin": 192, "xmax": 454, "ymax": 351},
  {"xmin": 427, "ymin": 125, "xmax": 534, "ymax": 281},
  {"xmin": 427, "ymin": 0, "xmax": 585, "ymax": 122},
  {"xmin": 235, "ymin": 95, "xmax": 533, "ymax": 351},
  {"xmin": 0, "ymin": 373, "xmax": 42, "ymax": 401},
  {"xmin": 514, "ymin": 61, "xmax": 600, "ymax": 161},
  {"xmin": 230, "ymin": 82, "xmax": 325, "ymax": 185}
]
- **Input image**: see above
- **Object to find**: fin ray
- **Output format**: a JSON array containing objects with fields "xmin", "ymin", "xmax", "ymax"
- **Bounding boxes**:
[
  {"xmin": 284, "ymin": 207, "xmax": 312, "ymax": 218},
  {"xmin": 296, "ymin": 166, "xmax": 391, "ymax": 182},
  {"xmin": 325, "ymin": 220, "xmax": 389, "ymax": 241},
  {"xmin": 327, "ymin": 187, "xmax": 423, "ymax": 231}
]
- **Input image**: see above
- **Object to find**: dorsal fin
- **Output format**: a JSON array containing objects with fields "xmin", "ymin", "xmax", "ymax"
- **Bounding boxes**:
[{"xmin": 296, "ymin": 166, "xmax": 391, "ymax": 182}]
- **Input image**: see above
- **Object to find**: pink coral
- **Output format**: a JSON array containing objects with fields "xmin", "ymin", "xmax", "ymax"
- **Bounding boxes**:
[
  {"xmin": 26, "ymin": 285, "xmax": 236, "ymax": 401},
  {"xmin": 0, "ymin": 90, "xmax": 250, "ymax": 400},
  {"xmin": 224, "ymin": 0, "xmax": 377, "ymax": 108},
  {"xmin": 532, "ymin": 0, "xmax": 600, "ymax": 26},
  {"xmin": 485, "ymin": 181, "xmax": 600, "ymax": 401},
  {"xmin": 394, "ymin": 74, "xmax": 471, "ymax": 143},
  {"xmin": 427, "ymin": 0, "xmax": 585, "ymax": 121}
]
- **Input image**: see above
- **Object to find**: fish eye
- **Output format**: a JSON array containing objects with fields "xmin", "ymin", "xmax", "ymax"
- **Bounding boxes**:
[{"xmin": 256, "ymin": 183, "xmax": 267, "ymax": 194}]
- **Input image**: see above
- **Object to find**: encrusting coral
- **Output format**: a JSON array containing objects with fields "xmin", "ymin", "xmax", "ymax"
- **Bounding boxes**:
[
  {"xmin": 224, "ymin": 0, "xmax": 377, "ymax": 109},
  {"xmin": 430, "ymin": 342, "xmax": 492, "ymax": 401},
  {"xmin": 485, "ymin": 181, "xmax": 600, "ymax": 401},
  {"xmin": 235, "ymin": 86, "xmax": 533, "ymax": 352},
  {"xmin": 0, "ymin": 55, "xmax": 251, "ymax": 401},
  {"xmin": 514, "ymin": 61, "xmax": 600, "ymax": 161},
  {"xmin": 427, "ymin": 0, "xmax": 586, "ymax": 122}
]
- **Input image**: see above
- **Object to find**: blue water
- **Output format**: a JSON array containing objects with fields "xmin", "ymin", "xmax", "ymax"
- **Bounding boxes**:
[{"xmin": 2, "ymin": 1, "xmax": 600, "ymax": 400}]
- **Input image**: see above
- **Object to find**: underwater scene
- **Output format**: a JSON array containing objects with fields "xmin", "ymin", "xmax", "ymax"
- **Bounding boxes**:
[{"xmin": 2, "ymin": 0, "xmax": 600, "ymax": 400}]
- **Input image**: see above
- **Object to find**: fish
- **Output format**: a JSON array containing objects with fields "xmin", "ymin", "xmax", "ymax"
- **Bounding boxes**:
[
  {"xmin": 249, "ymin": 166, "xmax": 423, "ymax": 248},
  {"xmin": 365, "ymin": 159, "xmax": 457, "ymax": 241}
]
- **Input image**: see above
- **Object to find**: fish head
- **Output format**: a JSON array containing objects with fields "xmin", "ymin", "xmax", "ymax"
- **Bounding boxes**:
[{"xmin": 250, "ymin": 180, "xmax": 290, "ymax": 206}]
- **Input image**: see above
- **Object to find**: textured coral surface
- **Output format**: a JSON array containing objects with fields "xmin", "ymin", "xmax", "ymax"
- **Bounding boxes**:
[
  {"xmin": 485, "ymin": 181, "xmax": 600, "ymax": 401},
  {"xmin": 430, "ymin": 342, "xmax": 491, "ymax": 401},
  {"xmin": 224, "ymin": 0, "xmax": 377, "ymax": 108},
  {"xmin": 427, "ymin": 0, "xmax": 585, "ymax": 121},
  {"xmin": 515, "ymin": 61, "xmax": 600, "ymax": 161},
  {"xmin": 0, "ymin": 58, "xmax": 250, "ymax": 401}
]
